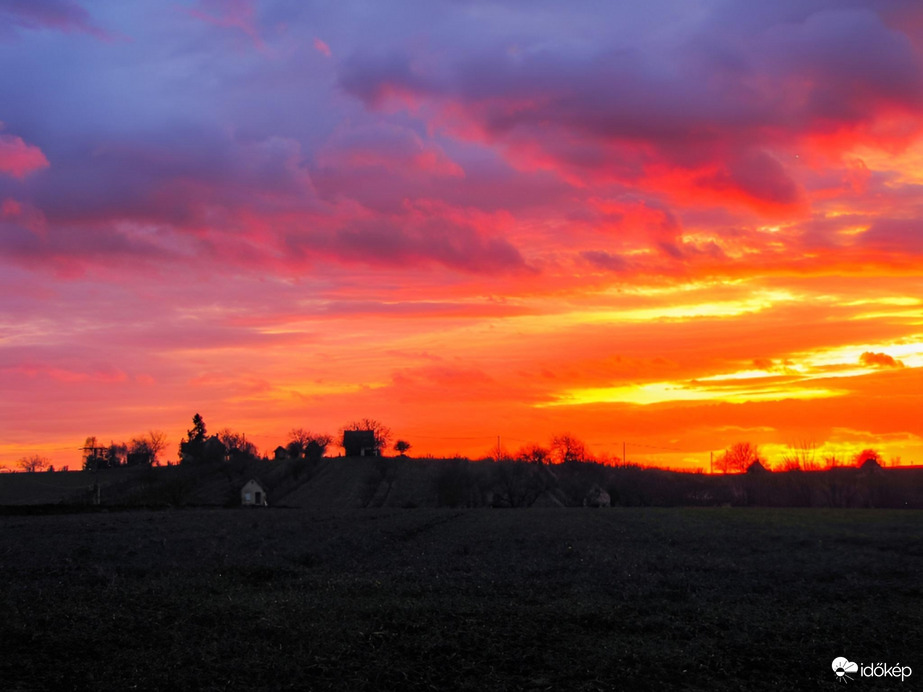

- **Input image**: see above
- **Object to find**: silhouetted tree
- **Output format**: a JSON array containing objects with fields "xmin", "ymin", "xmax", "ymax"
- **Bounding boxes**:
[
  {"xmin": 127, "ymin": 435, "xmax": 159, "ymax": 465},
  {"xmin": 202, "ymin": 436, "xmax": 229, "ymax": 464},
  {"xmin": 147, "ymin": 430, "xmax": 168, "ymax": 465},
  {"xmin": 124, "ymin": 431, "xmax": 168, "ymax": 466},
  {"xmin": 287, "ymin": 428, "xmax": 310, "ymax": 458},
  {"xmin": 17, "ymin": 454, "xmax": 49, "ymax": 473},
  {"xmin": 516, "ymin": 444, "xmax": 550, "ymax": 465},
  {"xmin": 550, "ymin": 434, "xmax": 590, "ymax": 464},
  {"xmin": 189, "ymin": 414, "xmax": 206, "ymax": 441},
  {"xmin": 288, "ymin": 429, "xmax": 332, "ymax": 461},
  {"xmin": 216, "ymin": 428, "xmax": 259, "ymax": 460},
  {"xmin": 718, "ymin": 441, "xmax": 761, "ymax": 474},
  {"xmin": 853, "ymin": 448, "xmax": 882, "ymax": 467},
  {"xmin": 108, "ymin": 442, "xmax": 128, "ymax": 467},
  {"xmin": 492, "ymin": 460, "xmax": 549, "ymax": 507},
  {"xmin": 304, "ymin": 436, "xmax": 331, "ymax": 462},
  {"xmin": 394, "ymin": 440, "xmax": 411, "ymax": 456},
  {"xmin": 779, "ymin": 440, "xmax": 818, "ymax": 471},
  {"xmin": 179, "ymin": 414, "xmax": 209, "ymax": 464}
]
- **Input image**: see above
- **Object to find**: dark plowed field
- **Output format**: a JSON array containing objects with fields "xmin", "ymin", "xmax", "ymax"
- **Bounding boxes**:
[{"xmin": 1, "ymin": 507, "xmax": 919, "ymax": 690}]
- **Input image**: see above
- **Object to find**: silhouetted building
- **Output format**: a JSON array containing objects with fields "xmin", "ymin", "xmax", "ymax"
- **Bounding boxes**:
[
  {"xmin": 343, "ymin": 430, "xmax": 378, "ymax": 457},
  {"xmin": 583, "ymin": 484, "xmax": 611, "ymax": 507},
  {"xmin": 273, "ymin": 446, "xmax": 289, "ymax": 461},
  {"xmin": 126, "ymin": 451, "xmax": 152, "ymax": 466}
]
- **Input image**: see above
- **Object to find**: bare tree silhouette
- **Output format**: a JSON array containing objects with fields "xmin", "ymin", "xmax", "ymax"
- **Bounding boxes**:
[
  {"xmin": 718, "ymin": 442, "xmax": 761, "ymax": 474},
  {"xmin": 17, "ymin": 454, "xmax": 49, "ymax": 473},
  {"xmin": 550, "ymin": 434, "xmax": 590, "ymax": 464},
  {"xmin": 779, "ymin": 440, "xmax": 817, "ymax": 471}
]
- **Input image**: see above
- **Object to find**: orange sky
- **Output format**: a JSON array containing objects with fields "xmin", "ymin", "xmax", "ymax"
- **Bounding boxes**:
[{"xmin": 1, "ymin": 1, "xmax": 922, "ymax": 471}]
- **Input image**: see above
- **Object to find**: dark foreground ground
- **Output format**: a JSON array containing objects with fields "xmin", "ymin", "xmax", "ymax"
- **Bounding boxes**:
[{"xmin": 0, "ymin": 508, "xmax": 919, "ymax": 691}]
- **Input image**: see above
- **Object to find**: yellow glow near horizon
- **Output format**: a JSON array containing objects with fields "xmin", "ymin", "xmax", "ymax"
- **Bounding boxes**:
[
  {"xmin": 541, "ymin": 381, "xmax": 842, "ymax": 407},
  {"xmin": 797, "ymin": 339, "xmax": 923, "ymax": 370},
  {"xmin": 849, "ymin": 309, "xmax": 923, "ymax": 323},
  {"xmin": 850, "ymin": 140, "xmax": 923, "ymax": 185},
  {"xmin": 695, "ymin": 369, "xmax": 778, "ymax": 382},
  {"xmin": 603, "ymin": 279, "xmax": 747, "ymax": 297},
  {"xmin": 573, "ymin": 290, "xmax": 797, "ymax": 324},
  {"xmin": 842, "ymin": 297, "xmax": 922, "ymax": 307},
  {"xmin": 541, "ymin": 336, "xmax": 923, "ymax": 409}
]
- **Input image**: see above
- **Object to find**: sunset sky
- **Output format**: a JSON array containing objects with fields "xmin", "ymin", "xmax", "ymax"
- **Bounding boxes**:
[{"xmin": 2, "ymin": 0, "xmax": 922, "ymax": 471}]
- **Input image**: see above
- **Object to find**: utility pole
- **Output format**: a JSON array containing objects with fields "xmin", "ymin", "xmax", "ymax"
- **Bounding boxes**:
[
  {"xmin": 496, "ymin": 436, "xmax": 501, "ymax": 460},
  {"xmin": 710, "ymin": 451, "xmax": 714, "ymax": 475},
  {"xmin": 623, "ymin": 441, "xmax": 626, "ymax": 466}
]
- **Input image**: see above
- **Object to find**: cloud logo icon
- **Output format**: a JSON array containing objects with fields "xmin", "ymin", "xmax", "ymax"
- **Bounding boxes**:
[{"xmin": 832, "ymin": 658, "xmax": 859, "ymax": 682}]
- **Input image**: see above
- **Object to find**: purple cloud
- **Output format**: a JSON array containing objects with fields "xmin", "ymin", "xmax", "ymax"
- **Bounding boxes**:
[
  {"xmin": 858, "ymin": 218, "xmax": 923, "ymax": 254},
  {"xmin": 0, "ymin": 0, "xmax": 112, "ymax": 40},
  {"xmin": 581, "ymin": 250, "xmax": 629, "ymax": 273},
  {"xmin": 337, "ymin": 3, "xmax": 923, "ymax": 206},
  {"xmin": 290, "ymin": 215, "xmax": 529, "ymax": 275}
]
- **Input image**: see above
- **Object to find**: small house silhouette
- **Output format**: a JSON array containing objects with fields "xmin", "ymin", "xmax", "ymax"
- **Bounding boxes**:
[
  {"xmin": 241, "ymin": 479, "xmax": 268, "ymax": 506},
  {"xmin": 343, "ymin": 430, "xmax": 378, "ymax": 457},
  {"xmin": 746, "ymin": 460, "xmax": 769, "ymax": 474}
]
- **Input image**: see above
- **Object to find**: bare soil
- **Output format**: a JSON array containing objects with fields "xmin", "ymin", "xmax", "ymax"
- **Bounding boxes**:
[{"xmin": 0, "ymin": 507, "xmax": 920, "ymax": 690}]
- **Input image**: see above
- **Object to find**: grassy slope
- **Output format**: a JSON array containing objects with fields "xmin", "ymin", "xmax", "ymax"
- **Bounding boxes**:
[
  {"xmin": 0, "ymin": 507, "xmax": 919, "ymax": 690},
  {"xmin": 0, "ymin": 456, "xmax": 447, "ymax": 509},
  {"xmin": 4, "ymin": 460, "xmax": 923, "ymax": 510},
  {"xmin": 0, "ymin": 467, "xmax": 152, "ymax": 505}
]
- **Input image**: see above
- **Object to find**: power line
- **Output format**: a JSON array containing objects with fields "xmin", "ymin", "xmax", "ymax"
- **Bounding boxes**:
[
  {"xmin": 623, "ymin": 441, "xmax": 685, "ymax": 453},
  {"xmin": 402, "ymin": 434, "xmax": 498, "ymax": 441}
]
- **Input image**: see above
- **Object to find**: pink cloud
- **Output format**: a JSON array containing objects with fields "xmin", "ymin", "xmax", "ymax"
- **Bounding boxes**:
[
  {"xmin": 187, "ymin": 0, "xmax": 264, "ymax": 49},
  {"xmin": 316, "ymin": 123, "xmax": 465, "ymax": 188},
  {"xmin": 4, "ymin": 362, "xmax": 129, "ymax": 384},
  {"xmin": 1, "ymin": 198, "xmax": 22, "ymax": 216},
  {"xmin": 0, "ymin": 197, "xmax": 47, "ymax": 247},
  {"xmin": 314, "ymin": 37, "xmax": 332, "ymax": 58},
  {"xmin": 0, "ymin": 0, "xmax": 112, "ymax": 40},
  {"xmin": 0, "ymin": 133, "xmax": 49, "ymax": 178}
]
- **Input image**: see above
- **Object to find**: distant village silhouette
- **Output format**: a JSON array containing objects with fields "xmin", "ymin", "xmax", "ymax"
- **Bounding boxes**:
[{"xmin": 4, "ymin": 414, "xmax": 922, "ymax": 510}]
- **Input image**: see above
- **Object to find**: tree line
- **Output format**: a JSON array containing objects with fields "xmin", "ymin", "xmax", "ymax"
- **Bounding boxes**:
[
  {"xmin": 714, "ymin": 441, "xmax": 891, "ymax": 474},
  {"xmin": 53, "ymin": 414, "xmax": 409, "ymax": 470},
  {"xmin": 10, "ymin": 414, "xmax": 899, "ymax": 474}
]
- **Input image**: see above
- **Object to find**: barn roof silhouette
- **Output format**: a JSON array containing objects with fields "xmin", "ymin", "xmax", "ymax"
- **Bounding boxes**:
[{"xmin": 343, "ymin": 430, "xmax": 378, "ymax": 456}]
